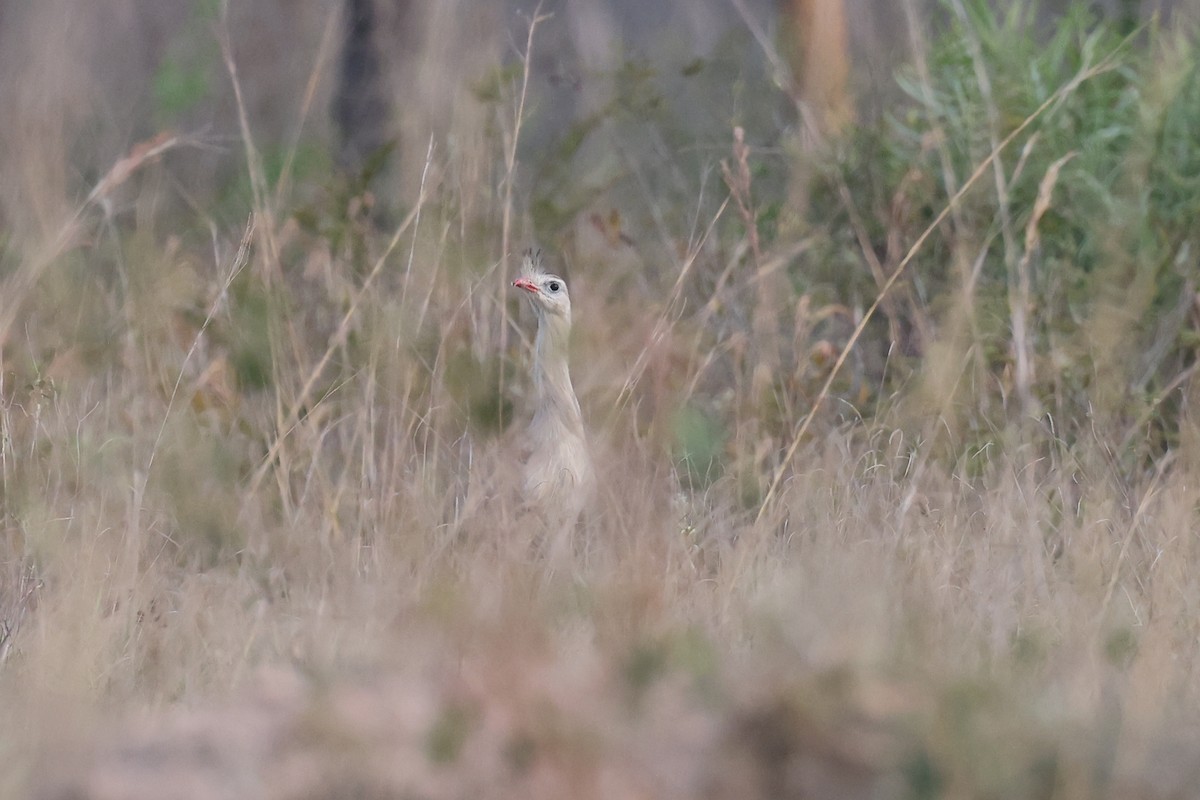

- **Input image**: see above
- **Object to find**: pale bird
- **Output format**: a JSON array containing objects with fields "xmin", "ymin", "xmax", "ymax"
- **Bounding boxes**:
[{"xmin": 512, "ymin": 251, "xmax": 593, "ymax": 523}]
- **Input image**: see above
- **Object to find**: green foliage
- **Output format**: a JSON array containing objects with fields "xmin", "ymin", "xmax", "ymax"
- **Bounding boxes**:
[
  {"xmin": 153, "ymin": 55, "xmax": 211, "ymax": 121},
  {"xmin": 150, "ymin": 415, "xmax": 248, "ymax": 563},
  {"xmin": 671, "ymin": 404, "xmax": 726, "ymax": 488},
  {"xmin": 443, "ymin": 347, "xmax": 513, "ymax": 435},
  {"xmin": 151, "ymin": 0, "xmax": 220, "ymax": 124},
  {"xmin": 903, "ymin": 751, "xmax": 946, "ymax": 800},
  {"xmin": 426, "ymin": 705, "xmax": 474, "ymax": 764},
  {"xmin": 470, "ymin": 62, "xmax": 523, "ymax": 104},
  {"xmin": 8, "ymin": 8, "xmax": 1200, "ymax": 796},
  {"xmin": 811, "ymin": 0, "xmax": 1200, "ymax": 453},
  {"xmin": 499, "ymin": 27, "xmax": 778, "ymax": 246},
  {"xmin": 1104, "ymin": 626, "xmax": 1139, "ymax": 666},
  {"xmin": 227, "ymin": 275, "xmax": 274, "ymax": 392},
  {"xmin": 224, "ymin": 142, "xmax": 339, "ymax": 231}
]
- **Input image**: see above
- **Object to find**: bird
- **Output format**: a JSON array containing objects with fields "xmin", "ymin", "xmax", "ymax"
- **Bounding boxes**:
[{"xmin": 512, "ymin": 250, "xmax": 593, "ymax": 526}]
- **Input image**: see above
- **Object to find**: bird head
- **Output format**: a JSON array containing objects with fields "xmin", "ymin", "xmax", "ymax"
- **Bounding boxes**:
[{"xmin": 513, "ymin": 252, "xmax": 571, "ymax": 320}]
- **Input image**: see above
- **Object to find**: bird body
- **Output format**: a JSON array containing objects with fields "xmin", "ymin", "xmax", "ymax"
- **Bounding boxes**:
[{"xmin": 513, "ymin": 253, "xmax": 593, "ymax": 521}]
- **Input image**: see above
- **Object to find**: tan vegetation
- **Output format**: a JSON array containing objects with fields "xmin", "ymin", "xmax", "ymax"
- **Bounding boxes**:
[{"xmin": 2, "ymin": 1, "xmax": 1200, "ymax": 798}]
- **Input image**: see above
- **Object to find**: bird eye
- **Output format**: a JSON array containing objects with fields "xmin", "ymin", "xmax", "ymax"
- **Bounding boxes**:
[{"xmin": 547, "ymin": 281, "xmax": 561, "ymax": 293}]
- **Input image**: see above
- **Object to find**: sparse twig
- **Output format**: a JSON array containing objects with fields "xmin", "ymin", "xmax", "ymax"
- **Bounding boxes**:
[
  {"xmin": 728, "ymin": 0, "xmax": 822, "ymax": 141},
  {"xmin": 274, "ymin": 5, "xmax": 343, "ymax": 209},
  {"xmin": 720, "ymin": 127, "xmax": 761, "ymax": 267},
  {"xmin": 218, "ymin": 11, "xmax": 279, "ymax": 278},
  {"xmin": 496, "ymin": 2, "xmax": 550, "ymax": 411},
  {"xmin": 0, "ymin": 568, "xmax": 41, "ymax": 666},
  {"xmin": 146, "ymin": 215, "xmax": 256, "ymax": 479}
]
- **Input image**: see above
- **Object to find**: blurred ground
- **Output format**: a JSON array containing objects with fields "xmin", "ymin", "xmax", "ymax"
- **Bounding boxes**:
[{"xmin": 3, "ymin": 2, "xmax": 1200, "ymax": 799}]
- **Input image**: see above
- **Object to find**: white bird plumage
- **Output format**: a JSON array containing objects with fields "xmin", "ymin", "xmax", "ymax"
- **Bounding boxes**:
[{"xmin": 512, "ymin": 251, "xmax": 593, "ymax": 523}]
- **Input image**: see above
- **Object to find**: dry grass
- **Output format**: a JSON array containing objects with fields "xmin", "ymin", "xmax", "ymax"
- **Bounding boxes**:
[{"xmin": 2, "ymin": 2, "xmax": 1200, "ymax": 798}]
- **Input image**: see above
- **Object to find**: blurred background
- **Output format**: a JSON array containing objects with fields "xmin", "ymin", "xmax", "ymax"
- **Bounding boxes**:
[
  {"xmin": 0, "ymin": 0, "xmax": 1187, "ymax": 239},
  {"xmin": 4, "ymin": 2, "xmax": 1200, "ymax": 797}
]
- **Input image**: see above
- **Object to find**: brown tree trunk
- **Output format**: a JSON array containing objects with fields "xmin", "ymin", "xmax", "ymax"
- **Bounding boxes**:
[{"xmin": 779, "ymin": 0, "xmax": 853, "ymax": 135}]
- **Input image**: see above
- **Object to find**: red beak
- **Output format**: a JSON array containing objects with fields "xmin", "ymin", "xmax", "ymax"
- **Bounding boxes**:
[{"xmin": 513, "ymin": 278, "xmax": 538, "ymax": 294}]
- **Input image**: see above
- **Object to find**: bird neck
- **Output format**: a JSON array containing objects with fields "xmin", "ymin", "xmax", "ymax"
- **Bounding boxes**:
[{"xmin": 533, "ymin": 311, "xmax": 583, "ymax": 428}]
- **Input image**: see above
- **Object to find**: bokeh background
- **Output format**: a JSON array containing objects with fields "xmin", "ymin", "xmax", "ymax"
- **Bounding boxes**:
[{"xmin": 3, "ymin": 1, "xmax": 1200, "ymax": 798}]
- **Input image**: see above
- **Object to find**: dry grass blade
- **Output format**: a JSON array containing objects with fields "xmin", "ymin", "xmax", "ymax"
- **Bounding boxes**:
[
  {"xmin": 0, "ymin": 568, "xmax": 40, "ymax": 666},
  {"xmin": 499, "ymin": 1, "xmax": 550, "ymax": 273},
  {"xmin": 614, "ymin": 196, "xmax": 730, "ymax": 413},
  {"xmin": 495, "ymin": 2, "xmax": 550, "ymax": 406},
  {"xmin": 1012, "ymin": 151, "xmax": 1076, "ymax": 417},
  {"xmin": 1024, "ymin": 152, "xmax": 1075, "ymax": 254},
  {"xmin": 244, "ymin": 150, "xmax": 437, "ymax": 501},
  {"xmin": 5, "ymin": 8, "xmax": 1198, "ymax": 800},
  {"xmin": 0, "ymin": 132, "xmax": 194, "ymax": 349},
  {"xmin": 85, "ymin": 132, "xmax": 187, "ymax": 207},
  {"xmin": 720, "ymin": 126, "xmax": 761, "ymax": 265},
  {"xmin": 755, "ymin": 44, "xmax": 1130, "ymax": 524},
  {"xmin": 219, "ymin": 8, "xmax": 279, "ymax": 275},
  {"xmin": 273, "ymin": 5, "xmax": 342, "ymax": 209},
  {"xmin": 146, "ymin": 215, "xmax": 256, "ymax": 478}
]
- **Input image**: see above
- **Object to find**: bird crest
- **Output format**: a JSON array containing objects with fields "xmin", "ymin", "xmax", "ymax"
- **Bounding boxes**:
[{"xmin": 513, "ymin": 249, "xmax": 571, "ymax": 318}]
